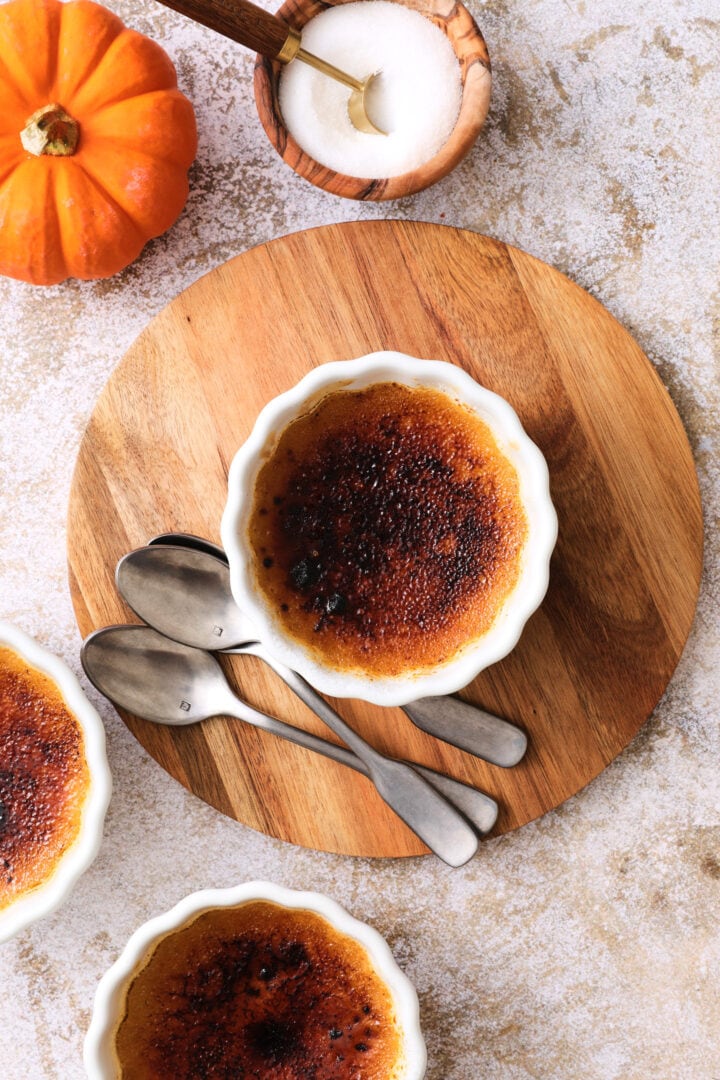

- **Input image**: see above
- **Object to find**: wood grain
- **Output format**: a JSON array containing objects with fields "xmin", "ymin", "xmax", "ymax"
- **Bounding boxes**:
[{"xmin": 67, "ymin": 220, "xmax": 703, "ymax": 857}]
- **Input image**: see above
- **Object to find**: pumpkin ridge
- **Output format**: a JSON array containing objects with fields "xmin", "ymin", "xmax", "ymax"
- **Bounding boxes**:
[
  {"xmin": 81, "ymin": 90, "xmax": 197, "ymax": 168},
  {"xmin": 45, "ymin": 163, "xmax": 66, "ymax": 280},
  {"xmin": 0, "ymin": 160, "xmax": 65, "ymax": 284},
  {"xmin": 70, "ymin": 158, "xmax": 150, "ymax": 238},
  {"xmin": 84, "ymin": 86, "xmax": 194, "ymax": 113},
  {"xmin": 54, "ymin": 0, "xmax": 126, "ymax": 105},
  {"xmin": 0, "ymin": 0, "xmax": 63, "ymax": 103},
  {"xmin": 77, "ymin": 147, "xmax": 192, "ymax": 240},
  {"xmin": 53, "ymin": 159, "xmax": 148, "ymax": 280},
  {"xmin": 43, "ymin": 0, "xmax": 62, "ymax": 96},
  {"xmin": 65, "ymin": 28, "xmax": 179, "ymax": 116},
  {"xmin": 0, "ymin": 134, "xmax": 24, "ymax": 184},
  {"xmin": 79, "ymin": 133, "xmax": 194, "ymax": 171},
  {"xmin": 0, "ymin": 47, "xmax": 36, "ymax": 114},
  {"xmin": 0, "ymin": 53, "xmax": 33, "ymax": 117}
]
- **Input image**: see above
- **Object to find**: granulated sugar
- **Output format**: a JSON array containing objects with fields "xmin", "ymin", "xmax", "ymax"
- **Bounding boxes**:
[{"xmin": 278, "ymin": 1, "xmax": 462, "ymax": 179}]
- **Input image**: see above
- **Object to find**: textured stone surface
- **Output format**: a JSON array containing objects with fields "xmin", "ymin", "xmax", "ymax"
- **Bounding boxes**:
[{"xmin": 0, "ymin": 0, "xmax": 718, "ymax": 1077}]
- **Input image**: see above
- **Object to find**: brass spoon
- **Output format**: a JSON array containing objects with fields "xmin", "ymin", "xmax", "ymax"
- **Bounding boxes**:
[{"xmin": 156, "ymin": 0, "xmax": 385, "ymax": 135}]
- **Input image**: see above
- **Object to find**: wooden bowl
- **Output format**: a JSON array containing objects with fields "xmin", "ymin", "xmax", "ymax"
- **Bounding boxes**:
[{"xmin": 253, "ymin": 0, "xmax": 492, "ymax": 200}]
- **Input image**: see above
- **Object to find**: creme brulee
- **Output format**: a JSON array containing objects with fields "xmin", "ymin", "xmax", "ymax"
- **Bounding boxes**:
[
  {"xmin": 0, "ymin": 646, "xmax": 90, "ymax": 910},
  {"xmin": 113, "ymin": 900, "xmax": 404, "ymax": 1080},
  {"xmin": 248, "ymin": 382, "xmax": 528, "ymax": 677}
]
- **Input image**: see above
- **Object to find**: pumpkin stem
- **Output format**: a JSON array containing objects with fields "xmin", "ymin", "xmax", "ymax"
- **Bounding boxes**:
[{"xmin": 20, "ymin": 104, "xmax": 79, "ymax": 157}]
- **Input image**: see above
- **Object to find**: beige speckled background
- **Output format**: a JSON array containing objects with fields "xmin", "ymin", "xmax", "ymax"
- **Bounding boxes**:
[{"xmin": 1, "ymin": 0, "xmax": 719, "ymax": 1077}]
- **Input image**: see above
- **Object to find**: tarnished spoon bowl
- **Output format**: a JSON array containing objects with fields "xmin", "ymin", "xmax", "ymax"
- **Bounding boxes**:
[
  {"xmin": 81, "ymin": 625, "xmax": 480, "ymax": 866},
  {"xmin": 131, "ymin": 537, "xmax": 528, "ymax": 767}
]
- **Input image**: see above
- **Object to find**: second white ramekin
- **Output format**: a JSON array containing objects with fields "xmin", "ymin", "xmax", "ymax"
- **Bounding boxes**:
[
  {"xmin": 221, "ymin": 352, "xmax": 557, "ymax": 706},
  {"xmin": 84, "ymin": 880, "xmax": 426, "ymax": 1079},
  {"xmin": 0, "ymin": 621, "xmax": 111, "ymax": 944}
]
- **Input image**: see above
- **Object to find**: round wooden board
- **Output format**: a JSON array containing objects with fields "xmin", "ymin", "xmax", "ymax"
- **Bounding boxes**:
[{"xmin": 67, "ymin": 220, "xmax": 703, "ymax": 858}]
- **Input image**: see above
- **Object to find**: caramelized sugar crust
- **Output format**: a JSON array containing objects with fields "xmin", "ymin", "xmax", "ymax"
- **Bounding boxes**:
[
  {"xmin": 115, "ymin": 900, "xmax": 403, "ymax": 1080},
  {"xmin": 249, "ymin": 382, "xmax": 528, "ymax": 676},
  {"xmin": 0, "ymin": 647, "xmax": 89, "ymax": 910}
]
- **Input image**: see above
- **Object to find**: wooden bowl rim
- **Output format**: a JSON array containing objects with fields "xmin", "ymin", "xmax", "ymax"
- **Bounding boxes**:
[{"xmin": 253, "ymin": 0, "xmax": 492, "ymax": 201}]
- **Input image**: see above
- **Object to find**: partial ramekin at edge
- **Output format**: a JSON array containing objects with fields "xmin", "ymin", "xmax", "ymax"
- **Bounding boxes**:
[
  {"xmin": 0, "ymin": 621, "xmax": 111, "ymax": 945},
  {"xmin": 84, "ymin": 880, "xmax": 427, "ymax": 1080},
  {"xmin": 221, "ymin": 352, "xmax": 558, "ymax": 707}
]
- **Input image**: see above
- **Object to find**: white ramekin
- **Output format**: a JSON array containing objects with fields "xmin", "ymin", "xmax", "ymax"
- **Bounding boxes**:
[
  {"xmin": 0, "ymin": 621, "xmax": 111, "ymax": 944},
  {"xmin": 84, "ymin": 880, "xmax": 426, "ymax": 1079},
  {"xmin": 221, "ymin": 352, "xmax": 557, "ymax": 706}
]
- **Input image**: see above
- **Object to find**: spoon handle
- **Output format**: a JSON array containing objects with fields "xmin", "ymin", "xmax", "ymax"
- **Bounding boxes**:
[
  {"xmin": 155, "ymin": 0, "xmax": 293, "ymax": 59},
  {"xmin": 147, "ymin": 533, "xmax": 528, "ymax": 766},
  {"xmin": 221, "ymin": 692, "xmax": 497, "ymax": 835},
  {"xmin": 403, "ymin": 697, "xmax": 527, "ymax": 768},
  {"xmin": 239, "ymin": 642, "xmax": 479, "ymax": 866}
]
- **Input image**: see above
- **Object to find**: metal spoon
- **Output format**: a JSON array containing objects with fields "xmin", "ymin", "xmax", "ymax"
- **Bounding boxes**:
[
  {"xmin": 135, "ymin": 536, "xmax": 528, "ymax": 767},
  {"xmin": 81, "ymin": 625, "xmax": 496, "ymax": 836},
  {"xmin": 82, "ymin": 625, "xmax": 480, "ymax": 865}
]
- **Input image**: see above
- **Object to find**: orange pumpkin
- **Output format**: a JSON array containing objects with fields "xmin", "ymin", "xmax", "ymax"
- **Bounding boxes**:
[{"xmin": 0, "ymin": 0, "xmax": 197, "ymax": 284}]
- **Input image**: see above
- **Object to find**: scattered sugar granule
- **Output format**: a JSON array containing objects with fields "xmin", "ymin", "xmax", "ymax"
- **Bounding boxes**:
[{"xmin": 278, "ymin": 0, "xmax": 462, "ymax": 179}]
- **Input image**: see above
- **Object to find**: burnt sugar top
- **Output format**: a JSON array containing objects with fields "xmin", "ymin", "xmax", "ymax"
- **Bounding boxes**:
[
  {"xmin": 249, "ymin": 382, "xmax": 528, "ymax": 677},
  {"xmin": 114, "ymin": 899, "xmax": 403, "ymax": 1080},
  {"xmin": 0, "ymin": 647, "xmax": 89, "ymax": 910}
]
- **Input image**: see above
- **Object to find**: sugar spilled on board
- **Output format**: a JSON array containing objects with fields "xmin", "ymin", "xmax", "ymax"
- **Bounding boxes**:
[{"xmin": 278, "ymin": 0, "xmax": 462, "ymax": 179}]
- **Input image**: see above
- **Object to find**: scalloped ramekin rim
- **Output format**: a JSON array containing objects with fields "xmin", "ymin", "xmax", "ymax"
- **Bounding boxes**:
[
  {"xmin": 221, "ymin": 352, "xmax": 557, "ymax": 706},
  {"xmin": 0, "ymin": 620, "xmax": 111, "ymax": 945},
  {"xmin": 84, "ymin": 880, "xmax": 426, "ymax": 1080}
]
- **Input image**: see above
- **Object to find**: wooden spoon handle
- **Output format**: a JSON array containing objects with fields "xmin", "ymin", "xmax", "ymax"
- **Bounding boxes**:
[{"xmin": 156, "ymin": 0, "xmax": 294, "ymax": 59}]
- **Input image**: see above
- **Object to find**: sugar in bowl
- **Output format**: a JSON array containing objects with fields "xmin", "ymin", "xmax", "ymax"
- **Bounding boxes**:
[{"xmin": 255, "ymin": 0, "xmax": 492, "ymax": 199}]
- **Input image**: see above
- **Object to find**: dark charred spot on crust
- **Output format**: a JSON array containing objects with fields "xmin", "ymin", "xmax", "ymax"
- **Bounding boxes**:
[
  {"xmin": 115, "ymin": 903, "xmax": 398, "ymax": 1078},
  {"xmin": 246, "ymin": 1017, "xmax": 300, "ymax": 1064},
  {"xmin": 249, "ymin": 384, "xmax": 527, "ymax": 674},
  {"xmin": 289, "ymin": 557, "xmax": 321, "ymax": 591},
  {"xmin": 277, "ymin": 416, "xmax": 506, "ymax": 638},
  {"xmin": 0, "ymin": 656, "xmax": 86, "ymax": 900}
]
